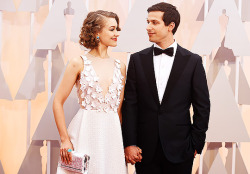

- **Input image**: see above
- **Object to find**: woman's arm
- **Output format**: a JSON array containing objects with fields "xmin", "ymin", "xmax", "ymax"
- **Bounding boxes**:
[
  {"xmin": 117, "ymin": 62, "xmax": 126, "ymax": 125},
  {"xmin": 53, "ymin": 56, "xmax": 83, "ymax": 164}
]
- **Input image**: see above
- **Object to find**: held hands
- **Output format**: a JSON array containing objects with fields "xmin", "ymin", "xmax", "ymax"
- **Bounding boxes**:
[
  {"xmin": 60, "ymin": 139, "xmax": 74, "ymax": 165},
  {"xmin": 125, "ymin": 146, "xmax": 142, "ymax": 165}
]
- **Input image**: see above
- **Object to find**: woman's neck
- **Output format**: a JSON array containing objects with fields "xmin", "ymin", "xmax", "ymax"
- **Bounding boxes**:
[{"xmin": 89, "ymin": 45, "xmax": 109, "ymax": 59}]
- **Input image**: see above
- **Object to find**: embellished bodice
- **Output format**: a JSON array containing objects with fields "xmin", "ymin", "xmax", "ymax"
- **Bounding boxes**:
[{"xmin": 75, "ymin": 55, "xmax": 124, "ymax": 113}]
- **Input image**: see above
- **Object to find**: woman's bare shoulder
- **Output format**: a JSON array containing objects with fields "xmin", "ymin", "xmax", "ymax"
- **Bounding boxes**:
[{"xmin": 68, "ymin": 56, "xmax": 84, "ymax": 72}]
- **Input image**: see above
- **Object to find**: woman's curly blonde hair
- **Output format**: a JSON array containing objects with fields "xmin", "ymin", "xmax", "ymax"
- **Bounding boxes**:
[{"xmin": 79, "ymin": 10, "xmax": 121, "ymax": 49}]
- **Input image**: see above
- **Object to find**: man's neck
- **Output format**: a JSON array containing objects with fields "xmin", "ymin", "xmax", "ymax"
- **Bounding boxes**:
[{"xmin": 155, "ymin": 38, "xmax": 175, "ymax": 50}]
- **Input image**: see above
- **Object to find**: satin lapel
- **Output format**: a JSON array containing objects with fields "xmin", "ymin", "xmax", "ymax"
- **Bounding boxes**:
[
  {"xmin": 161, "ymin": 45, "xmax": 191, "ymax": 106},
  {"xmin": 140, "ymin": 46, "xmax": 160, "ymax": 106}
]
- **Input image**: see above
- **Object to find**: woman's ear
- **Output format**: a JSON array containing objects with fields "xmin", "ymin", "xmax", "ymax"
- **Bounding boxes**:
[{"xmin": 96, "ymin": 34, "xmax": 100, "ymax": 40}]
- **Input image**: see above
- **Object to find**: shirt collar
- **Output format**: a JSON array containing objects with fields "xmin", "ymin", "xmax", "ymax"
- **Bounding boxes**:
[{"xmin": 153, "ymin": 40, "xmax": 177, "ymax": 57}]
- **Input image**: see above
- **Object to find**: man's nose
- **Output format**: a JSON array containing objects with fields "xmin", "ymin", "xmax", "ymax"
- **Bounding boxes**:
[{"xmin": 146, "ymin": 23, "xmax": 152, "ymax": 31}]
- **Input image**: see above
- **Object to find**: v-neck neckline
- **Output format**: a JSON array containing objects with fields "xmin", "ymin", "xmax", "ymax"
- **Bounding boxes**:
[{"xmin": 89, "ymin": 59, "xmax": 116, "ymax": 99}]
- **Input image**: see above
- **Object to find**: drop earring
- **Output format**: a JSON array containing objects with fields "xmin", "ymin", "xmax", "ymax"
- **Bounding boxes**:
[{"xmin": 97, "ymin": 36, "xmax": 100, "ymax": 40}]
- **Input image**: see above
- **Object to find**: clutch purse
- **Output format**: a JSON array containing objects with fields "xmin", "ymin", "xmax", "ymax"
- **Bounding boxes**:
[{"xmin": 58, "ymin": 151, "xmax": 90, "ymax": 174}]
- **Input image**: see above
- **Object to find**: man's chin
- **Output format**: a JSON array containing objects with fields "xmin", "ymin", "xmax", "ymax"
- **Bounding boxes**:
[{"xmin": 148, "ymin": 38, "xmax": 155, "ymax": 43}]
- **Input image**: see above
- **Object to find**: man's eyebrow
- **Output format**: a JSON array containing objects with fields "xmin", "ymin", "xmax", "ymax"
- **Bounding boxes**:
[{"xmin": 147, "ymin": 19, "xmax": 159, "ymax": 22}]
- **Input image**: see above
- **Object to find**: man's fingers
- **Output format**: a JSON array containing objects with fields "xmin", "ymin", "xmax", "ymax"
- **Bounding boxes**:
[
  {"xmin": 130, "ymin": 159, "xmax": 136, "ymax": 165},
  {"xmin": 134, "ymin": 155, "xmax": 142, "ymax": 162},
  {"xmin": 128, "ymin": 157, "xmax": 136, "ymax": 164},
  {"xmin": 133, "ymin": 155, "xmax": 139, "ymax": 160},
  {"xmin": 124, "ymin": 146, "xmax": 143, "ymax": 164},
  {"xmin": 138, "ymin": 154, "xmax": 142, "ymax": 161},
  {"xmin": 134, "ymin": 156, "xmax": 142, "ymax": 162},
  {"xmin": 137, "ymin": 147, "xmax": 142, "ymax": 154}
]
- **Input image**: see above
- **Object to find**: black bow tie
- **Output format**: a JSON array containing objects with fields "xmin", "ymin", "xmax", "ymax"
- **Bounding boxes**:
[{"xmin": 154, "ymin": 47, "xmax": 174, "ymax": 56}]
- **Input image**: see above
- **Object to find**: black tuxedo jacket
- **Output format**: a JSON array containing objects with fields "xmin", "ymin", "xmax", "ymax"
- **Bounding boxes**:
[{"xmin": 122, "ymin": 44, "xmax": 210, "ymax": 164}]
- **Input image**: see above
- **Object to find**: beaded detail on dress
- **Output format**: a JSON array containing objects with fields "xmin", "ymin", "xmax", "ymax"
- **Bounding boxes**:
[{"xmin": 75, "ymin": 55, "xmax": 124, "ymax": 113}]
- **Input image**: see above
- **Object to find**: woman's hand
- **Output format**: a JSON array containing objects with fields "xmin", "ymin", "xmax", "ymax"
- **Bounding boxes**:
[
  {"xmin": 53, "ymin": 57, "xmax": 83, "ymax": 165},
  {"xmin": 60, "ymin": 139, "xmax": 74, "ymax": 165},
  {"xmin": 124, "ymin": 146, "xmax": 142, "ymax": 165}
]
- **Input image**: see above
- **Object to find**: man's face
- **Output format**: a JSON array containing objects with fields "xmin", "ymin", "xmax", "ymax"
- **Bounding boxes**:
[{"xmin": 146, "ymin": 11, "xmax": 172, "ymax": 43}]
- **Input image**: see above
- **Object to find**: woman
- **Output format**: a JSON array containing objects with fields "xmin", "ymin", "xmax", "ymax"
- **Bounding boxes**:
[{"xmin": 53, "ymin": 10, "xmax": 127, "ymax": 173}]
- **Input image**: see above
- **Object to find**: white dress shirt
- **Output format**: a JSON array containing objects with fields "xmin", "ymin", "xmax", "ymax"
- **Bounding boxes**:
[{"xmin": 153, "ymin": 41, "xmax": 177, "ymax": 103}]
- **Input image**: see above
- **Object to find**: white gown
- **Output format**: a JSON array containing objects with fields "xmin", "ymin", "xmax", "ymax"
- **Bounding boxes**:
[{"xmin": 57, "ymin": 54, "xmax": 127, "ymax": 174}]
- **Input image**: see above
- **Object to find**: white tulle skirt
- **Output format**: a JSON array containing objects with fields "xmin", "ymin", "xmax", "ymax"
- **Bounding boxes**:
[{"xmin": 57, "ymin": 109, "xmax": 128, "ymax": 174}]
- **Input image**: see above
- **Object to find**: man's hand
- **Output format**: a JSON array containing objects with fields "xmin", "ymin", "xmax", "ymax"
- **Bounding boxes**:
[
  {"xmin": 125, "ymin": 146, "xmax": 142, "ymax": 165},
  {"xmin": 194, "ymin": 150, "xmax": 197, "ymax": 158}
]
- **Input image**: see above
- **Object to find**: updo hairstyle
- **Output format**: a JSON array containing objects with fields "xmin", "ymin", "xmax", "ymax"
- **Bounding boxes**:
[{"xmin": 79, "ymin": 10, "xmax": 121, "ymax": 49}]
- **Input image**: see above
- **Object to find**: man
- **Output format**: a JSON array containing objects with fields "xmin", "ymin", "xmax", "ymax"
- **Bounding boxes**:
[{"xmin": 122, "ymin": 2, "xmax": 210, "ymax": 174}]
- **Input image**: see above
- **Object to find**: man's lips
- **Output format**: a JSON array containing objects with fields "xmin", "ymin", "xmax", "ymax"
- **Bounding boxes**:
[{"xmin": 148, "ymin": 33, "xmax": 154, "ymax": 36}]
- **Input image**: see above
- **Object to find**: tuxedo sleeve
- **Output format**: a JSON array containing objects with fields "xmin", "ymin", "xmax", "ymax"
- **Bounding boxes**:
[
  {"xmin": 191, "ymin": 56, "xmax": 210, "ymax": 154},
  {"xmin": 122, "ymin": 54, "xmax": 138, "ymax": 148}
]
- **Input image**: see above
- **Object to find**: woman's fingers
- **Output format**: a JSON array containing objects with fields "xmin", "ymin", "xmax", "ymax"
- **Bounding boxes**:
[
  {"xmin": 66, "ymin": 149, "xmax": 73, "ymax": 164},
  {"xmin": 69, "ymin": 151, "xmax": 72, "ymax": 163},
  {"xmin": 60, "ymin": 149, "xmax": 64, "ymax": 162},
  {"xmin": 125, "ymin": 155, "xmax": 129, "ymax": 163},
  {"xmin": 61, "ymin": 148, "xmax": 66, "ymax": 163},
  {"xmin": 125, "ymin": 152, "xmax": 142, "ymax": 164},
  {"xmin": 65, "ymin": 149, "xmax": 70, "ymax": 164},
  {"xmin": 60, "ymin": 148, "xmax": 73, "ymax": 165},
  {"xmin": 125, "ymin": 155, "xmax": 135, "ymax": 164}
]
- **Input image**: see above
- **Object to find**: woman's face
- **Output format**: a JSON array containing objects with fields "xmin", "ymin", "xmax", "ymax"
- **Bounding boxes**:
[{"xmin": 98, "ymin": 17, "xmax": 120, "ymax": 47}]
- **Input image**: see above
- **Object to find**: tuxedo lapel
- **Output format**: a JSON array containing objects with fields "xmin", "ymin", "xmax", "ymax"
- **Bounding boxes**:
[
  {"xmin": 140, "ymin": 45, "xmax": 160, "ymax": 106},
  {"xmin": 161, "ymin": 45, "xmax": 191, "ymax": 106}
]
